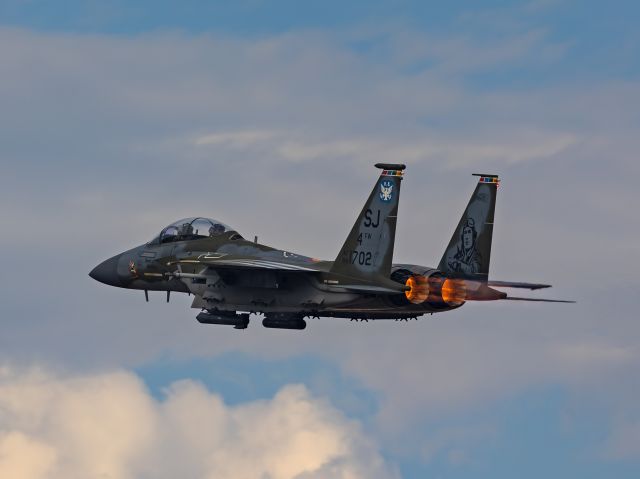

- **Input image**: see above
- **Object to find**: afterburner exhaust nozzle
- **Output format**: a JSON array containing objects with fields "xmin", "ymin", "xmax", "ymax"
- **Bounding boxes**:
[
  {"xmin": 405, "ymin": 275, "xmax": 429, "ymax": 304},
  {"xmin": 441, "ymin": 278, "xmax": 467, "ymax": 306}
]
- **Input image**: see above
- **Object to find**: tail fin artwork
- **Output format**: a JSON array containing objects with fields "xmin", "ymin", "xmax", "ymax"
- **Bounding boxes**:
[
  {"xmin": 438, "ymin": 174, "xmax": 499, "ymax": 280},
  {"xmin": 438, "ymin": 175, "xmax": 575, "ymax": 303},
  {"xmin": 330, "ymin": 163, "xmax": 405, "ymax": 283}
]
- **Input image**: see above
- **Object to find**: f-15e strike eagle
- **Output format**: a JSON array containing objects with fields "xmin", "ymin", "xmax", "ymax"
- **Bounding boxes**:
[{"xmin": 90, "ymin": 163, "xmax": 572, "ymax": 330}]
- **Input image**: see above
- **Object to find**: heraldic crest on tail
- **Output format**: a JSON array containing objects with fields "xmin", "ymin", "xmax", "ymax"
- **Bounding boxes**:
[{"xmin": 379, "ymin": 180, "xmax": 393, "ymax": 202}]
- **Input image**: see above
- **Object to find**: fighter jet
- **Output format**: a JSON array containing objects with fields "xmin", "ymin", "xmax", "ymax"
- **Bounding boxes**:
[{"xmin": 90, "ymin": 163, "xmax": 572, "ymax": 330}]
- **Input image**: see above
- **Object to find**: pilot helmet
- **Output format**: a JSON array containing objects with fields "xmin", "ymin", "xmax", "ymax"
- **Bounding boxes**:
[{"xmin": 209, "ymin": 224, "xmax": 225, "ymax": 236}]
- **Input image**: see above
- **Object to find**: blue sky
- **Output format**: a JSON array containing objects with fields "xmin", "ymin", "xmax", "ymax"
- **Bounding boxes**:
[{"xmin": 0, "ymin": 1, "xmax": 639, "ymax": 478}]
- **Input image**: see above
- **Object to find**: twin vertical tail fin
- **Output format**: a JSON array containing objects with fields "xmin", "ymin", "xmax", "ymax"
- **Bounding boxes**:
[
  {"xmin": 438, "ymin": 174, "xmax": 499, "ymax": 281},
  {"xmin": 330, "ymin": 163, "xmax": 405, "ymax": 283},
  {"xmin": 330, "ymin": 169, "xmax": 572, "ymax": 303},
  {"xmin": 437, "ymin": 175, "xmax": 574, "ymax": 303}
]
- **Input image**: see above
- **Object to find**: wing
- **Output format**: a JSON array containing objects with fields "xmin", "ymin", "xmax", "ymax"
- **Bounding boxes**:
[
  {"xmin": 170, "ymin": 256, "xmax": 406, "ymax": 294},
  {"xmin": 169, "ymin": 256, "xmax": 324, "ymax": 272}
]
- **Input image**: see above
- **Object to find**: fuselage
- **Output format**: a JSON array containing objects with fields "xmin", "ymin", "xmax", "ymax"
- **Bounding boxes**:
[
  {"xmin": 90, "ymin": 231, "xmax": 458, "ymax": 319},
  {"xmin": 90, "ymin": 168, "xmax": 568, "ymax": 329}
]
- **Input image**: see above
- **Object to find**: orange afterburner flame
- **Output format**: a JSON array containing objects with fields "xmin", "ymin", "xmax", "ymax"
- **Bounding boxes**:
[
  {"xmin": 405, "ymin": 275, "xmax": 429, "ymax": 304},
  {"xmin": 441, "ymin": 278, "xmax": 467, "ymax": 306}
]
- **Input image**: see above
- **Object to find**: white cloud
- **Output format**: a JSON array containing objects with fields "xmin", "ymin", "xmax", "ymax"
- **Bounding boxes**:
[
  {"xmin": 189, "ymin": 127, "xmax": 577, "ymax": 168},
  {"xmin": 0, "ymin": 367, "xmax": 397, "ymax": 479},
  {"xmin": 194, "ymin": 129, "xmax": 280, "ymax": 148},
  {"xmin": 0, "ymin": 432, "xmax": 57, "ymax": 479}
]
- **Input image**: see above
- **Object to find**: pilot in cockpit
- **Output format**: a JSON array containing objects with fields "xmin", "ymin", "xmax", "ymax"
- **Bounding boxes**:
[
  {"xmin": 179, "ymin": 223, "xmax": 194, "ymax": 236},
  {"xmin": 161, "ymin": 226, "xmax": 178, "ymax": 243},
  {"xmin": 209, "ymin": 223, "xmax": 225, "ymax": 236}
]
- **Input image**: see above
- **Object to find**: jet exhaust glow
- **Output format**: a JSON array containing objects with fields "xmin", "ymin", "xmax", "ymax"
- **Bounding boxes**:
[
  {"xmin": 441, "ymin": 278, "xmax": 467, "ymax": 306},
  {"xmin": 405, "ymin": 275, "xmax": 429, "ymax": 304}
]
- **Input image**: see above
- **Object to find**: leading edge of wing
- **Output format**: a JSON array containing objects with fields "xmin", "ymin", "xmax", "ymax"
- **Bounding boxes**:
[{"xmin": 170, "ymin": 258, "xmax": 323, "ymax": 272}]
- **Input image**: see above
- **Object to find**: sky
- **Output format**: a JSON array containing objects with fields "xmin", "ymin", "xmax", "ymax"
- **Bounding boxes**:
[{"xmin": 0, "ymin": 0, "xmax": 639, "ymax": 477}]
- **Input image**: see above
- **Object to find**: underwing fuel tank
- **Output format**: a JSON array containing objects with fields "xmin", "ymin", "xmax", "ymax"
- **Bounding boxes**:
[
  {"xmin": 262, "ymin": 314, "xmax": 307, "ymax": 330},
  {"xmin": 196, "ymin": 311, "xmax": 250, "ymax": 329}
]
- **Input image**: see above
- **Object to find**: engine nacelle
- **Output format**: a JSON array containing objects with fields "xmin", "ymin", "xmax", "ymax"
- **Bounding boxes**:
[{"xmin": 390, "ymin": 265, "xmax": 466, "ymax": 308}]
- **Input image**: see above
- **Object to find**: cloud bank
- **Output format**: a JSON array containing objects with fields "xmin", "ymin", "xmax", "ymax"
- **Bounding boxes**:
[{"xmin": 0, "ymin": 366, "xmax": 396, "ymax": 479}]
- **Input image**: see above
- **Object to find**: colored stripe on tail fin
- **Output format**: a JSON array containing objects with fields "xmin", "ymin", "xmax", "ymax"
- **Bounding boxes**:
[{"xmin": 438, "ymin": 174, "xmax": 499, "ymax": 280}]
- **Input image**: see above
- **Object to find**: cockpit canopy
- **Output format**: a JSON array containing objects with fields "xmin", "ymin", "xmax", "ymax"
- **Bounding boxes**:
[{"xmin": 148, "ymin": 217, "xmax": 241, "ymax": 244}]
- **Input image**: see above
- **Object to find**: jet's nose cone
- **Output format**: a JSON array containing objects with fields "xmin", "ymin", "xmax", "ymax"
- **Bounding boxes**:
[{"xmin": 89, "ymin": 255, "xmax": 122, "ymax": 286}]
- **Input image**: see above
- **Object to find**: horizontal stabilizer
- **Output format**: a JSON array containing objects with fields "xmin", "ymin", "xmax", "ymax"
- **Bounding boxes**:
[
  {"xmin": 488, "ymin": 280, "xmax": 551, "ymax": 290},
  {"xmin": 503, "ymin": 296, "xmax": 575, "ymax": 303}
]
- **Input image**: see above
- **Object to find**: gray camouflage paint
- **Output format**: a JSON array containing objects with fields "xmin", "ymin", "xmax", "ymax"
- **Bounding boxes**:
[{"xmin": 90, "ymin": 166, "xmax": 565, "ymax": 329}]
